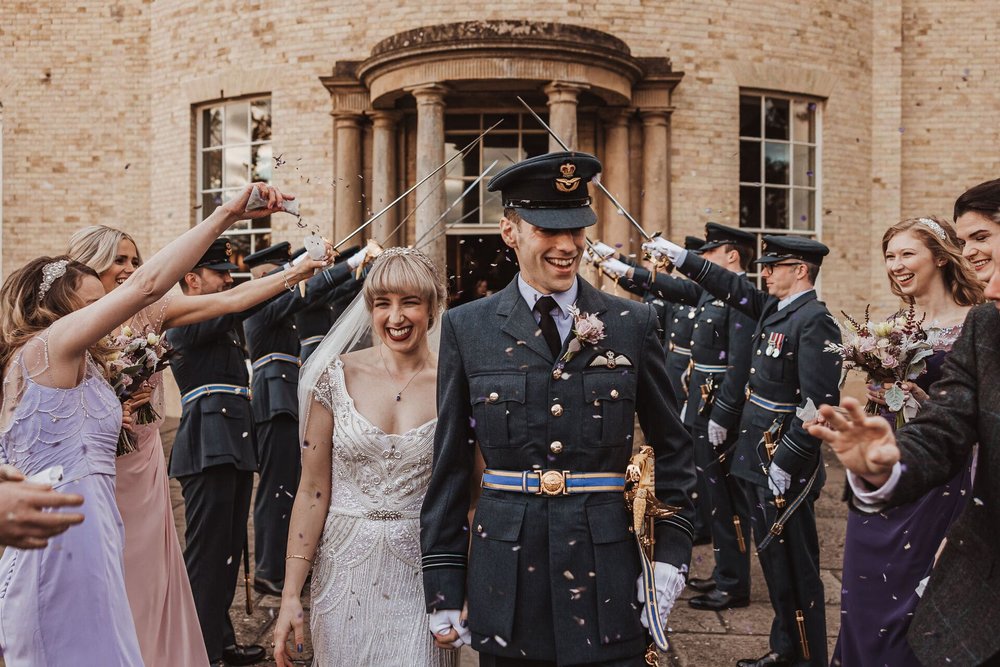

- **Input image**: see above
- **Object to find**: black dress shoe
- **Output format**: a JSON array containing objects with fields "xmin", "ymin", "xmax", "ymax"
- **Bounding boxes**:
[
  {"xmin": 687, "ymin": 576, "xmax": 717, "ymax": 593},
  {"xmin": 735, "ymin": 651, "xmax": 793, "ymax": 667},
  {"xmin": 688, "ymin": 588, "xmax": 750, "ymax": 611},
  {"xmin": 253, "ymin": 576, "xmax": 284, "ymax": 597},
  {"xmin": 222, "ymin": 643, "xmax": 266, "ymax": 666}
]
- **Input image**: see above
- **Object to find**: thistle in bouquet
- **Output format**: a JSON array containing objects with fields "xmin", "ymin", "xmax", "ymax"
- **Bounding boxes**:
[
  {"xmin": 824, "ymin": 304, "xmax": 937, "ymax": 428},
  {"xmin": 107, "ymin": 325, "xmax": 176, "ymax": 456}
]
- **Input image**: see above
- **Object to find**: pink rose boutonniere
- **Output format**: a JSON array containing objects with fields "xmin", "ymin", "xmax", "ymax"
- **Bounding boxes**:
[{"xmin": 562, "ymin": 305, "xmax": 606, "ymax": 362}]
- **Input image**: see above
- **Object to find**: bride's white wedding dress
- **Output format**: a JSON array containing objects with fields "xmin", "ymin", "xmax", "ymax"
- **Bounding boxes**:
[{"xmin": 308, "ymin": 358, "xmax": 456, "ymax": 666}]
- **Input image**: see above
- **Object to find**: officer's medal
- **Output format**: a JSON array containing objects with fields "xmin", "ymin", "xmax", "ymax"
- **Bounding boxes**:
[{"xmin": 765, "ymin": 332, "xmax": 784, "ymax": 357}]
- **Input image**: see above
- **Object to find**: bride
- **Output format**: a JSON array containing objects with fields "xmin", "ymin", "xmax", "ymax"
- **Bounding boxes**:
[{"xmin": 272, "ymin": 247, "xmax": 456, "ymax": 666}]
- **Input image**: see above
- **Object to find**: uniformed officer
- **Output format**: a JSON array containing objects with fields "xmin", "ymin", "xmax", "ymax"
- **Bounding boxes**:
[
  {"xmin": 644, "ymin": 234, "xmax": 842, "ymax": 667},
  {"xmin": 420, "ymin": 152, "xmax": 697, "ymax": 667},
  {"xmin": 243, "ymin": 242, "xmax": 368, "ymax": 595},
  {"xmin": 294, "ymin": 245, "xmax": 363, "ymax": 363},
  {"xmin": 166, "ymin": 238, "xmax": 266, "ymax": 667},
  {"xmin": 601, "ymin": 223, "xmax": 758, "ymax": 610}
]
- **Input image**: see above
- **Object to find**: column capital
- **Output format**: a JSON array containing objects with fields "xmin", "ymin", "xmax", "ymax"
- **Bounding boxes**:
[
  {"xmin": 406, "ymin": 83, "xmax": 450, "ymax": 106},
  {"xmin": 638, "ymin": 108, "xmax": 672, "ymax": 127},
  {"xmin": 599, "ymin": 107, "xmax": 634, "ymax": 126},
  {"xmin": 332, "ymin": 111, "xmax": 364, "ymax": 129},
  {"xmin": 366, "ymin": 109, "xmax": 402, "ymax": 129},
  {"xmin": 543, "ymin": 80, "xmax": 588, "ymax": 105}
]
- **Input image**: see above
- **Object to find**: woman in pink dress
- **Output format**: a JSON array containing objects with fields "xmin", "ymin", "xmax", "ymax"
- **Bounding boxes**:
[{"xmin": 67, "ymin": 222, "xmax": 331, "ymax": 666}]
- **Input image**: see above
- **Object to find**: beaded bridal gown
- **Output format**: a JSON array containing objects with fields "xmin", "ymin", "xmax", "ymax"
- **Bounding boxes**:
[{"xmin": 308, "ymin": 359, "xmax": 456, "ymax": 666}]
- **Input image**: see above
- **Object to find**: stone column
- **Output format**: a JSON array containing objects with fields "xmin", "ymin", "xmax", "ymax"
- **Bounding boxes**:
[
  {"xmin": 640, "ymin": 110, "xmax": 671, "ymax": 237},
  {"xmin": 544, "ymin": 81, "xmax": 587, "ymax": 152},
  {"xmin": 368, "ymin": 111, "xmax": 401, "ymax": 245},
  {"xmin": 410, "ymin": 84, "xmax": 449, "ymax": 270},
  {"xmin": 333, "ymin": 112, "xmax": 364, "ymax": 242},
  {"xmin": 600, "ymin": 108, "xmax": 633, "ymax": 251}
]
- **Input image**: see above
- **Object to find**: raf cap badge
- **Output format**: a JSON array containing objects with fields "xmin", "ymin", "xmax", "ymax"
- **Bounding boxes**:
[{"xmin": 555, "ymin": 162, "xmax": 581, "ymax": 193}]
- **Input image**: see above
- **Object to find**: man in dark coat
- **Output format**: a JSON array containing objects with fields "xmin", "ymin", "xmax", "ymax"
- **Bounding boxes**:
[
  {"xmin": 293, "ymin": 245, "xmax": 363, "ymax": 363},
  {"xmin": 602, "ymin": 222, "xmax": 758, "ymax": 610},
  {"xmin": 420, "ymin": 152, "xmax": 697, "ymax": 667},
  {"xmin": 811, "ymin": 248, "xmax": 1000, "ymax": 667},
  {"xmin": 644, "ymin": 233, "xmax": 842, "ymax": 667}
]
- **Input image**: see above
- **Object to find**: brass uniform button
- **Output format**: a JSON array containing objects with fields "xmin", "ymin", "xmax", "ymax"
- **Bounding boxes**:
[
  {"xmin": 488, "ymin": 392, "xmax": 499, "ymax": 403},
  {"xmin": 610, "ymin": 389, "xmax": 620, "ymax": 399},
  {"xmin": 221, "ymin": 408, "xmax": 227, "ymax": 414},
  {"xmin": 477, "ymin": 524, "xmax": 483, "ymax": 532},
  {"xmin": 750, "ymin": 368, "xmax": 756, "ymax": 374},
  {"xmin": 550, "ymin": 441, "xmax": 564, "ymax": 454},
  {"xmin": 550, "ymin": 404, "xmax": 564, "ymax": 417}
]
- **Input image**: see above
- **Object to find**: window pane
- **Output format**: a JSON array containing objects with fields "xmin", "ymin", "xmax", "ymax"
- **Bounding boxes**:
[
  {"xmin": 203, "ymin": 108, "xmax": 223, "ymax": 147},
  {"xmin": 739, "ymin": 186, "xmax": 761, "ymax": 229},
  {"xmin": 225, "ymin": 103, "xmax": 249, "ymax": 145},
  {"xmin": 251, "ymin": 144, "xmax": 272, "ymax": 182},
  {"xmin": 793, "ymin": 145, "xmax": 815, "ymax": 187},
  {"xmin": 446, "ymin": 114, "xmax": 481, "ymax": 131},
  {"xmin": 792, "ymin": 189, "xmax": 815, "ymax": 230},
  {"xmin": 764, "ymin": 188, "xmax": 789, "ymax": 229},
  {"xmin": 202, "ymin": 191, "xmax": 223, "ymax": 218},
  {"xmin": 482, "ymin": 190, "xmax": 504, "ymax": 226},
  {"xmin": 521, "ymin": 132, "xmax": 548, "ymax": 159},
  {"xmin": 764, "ymin": 142, "xmax": 789, "ymax": 184},
  {"xmin": 792, "ymin": 100, "xmax": 815, "ymax": 143},
  {"xmin": 483, "ymin": 145, "xmax": 517, "ymax": 173},
  {"xmin": 250, "ymin": 100, "xmax": 271, "ymax": 142},
  {"xmin": 225, "ymin": 144, "xmax": 251, "ymax": 188},
  {"xmin": 202, "ymin": 149, "xmax": 222, "ymax": 190},
  {"xmin": 740, "ymin": 95, "xmax": 761, "ymax": 137},
  {"xmin": 739, "ymin": 140, "xmax": 761, "ymax": 183},
  {"xmin": 443, "ymin": 179, "xmax": 480, "ymax": 225},
  {"xmin": 764, "ymin": 97, "xmax": 789, "ymax": 140}
]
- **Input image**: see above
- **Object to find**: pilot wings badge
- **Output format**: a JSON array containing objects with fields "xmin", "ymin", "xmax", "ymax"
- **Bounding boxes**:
[{"xmin": 555, "ymin": 162, "xmax": 581, "ymax": 193}]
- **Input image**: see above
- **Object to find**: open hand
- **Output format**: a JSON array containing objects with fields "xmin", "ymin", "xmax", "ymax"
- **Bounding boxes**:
[
  {"xmin": 0, "ymin": 473, "xmax": 85, "ymax": 549},
  {"xmin": 808, "ymin": 397, "xmax": 899, "ymax": 487}
]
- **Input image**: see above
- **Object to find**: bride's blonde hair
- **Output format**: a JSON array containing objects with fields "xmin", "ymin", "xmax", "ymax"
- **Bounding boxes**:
[{"xmin": 363, "ymin": 248, "xmax": 447, "ymax": 329}]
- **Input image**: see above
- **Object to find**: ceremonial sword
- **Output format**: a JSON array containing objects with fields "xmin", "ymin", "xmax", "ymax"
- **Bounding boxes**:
[{"xmin": 410, "ymin": 160, "xmax": 499, "ymax": 248}]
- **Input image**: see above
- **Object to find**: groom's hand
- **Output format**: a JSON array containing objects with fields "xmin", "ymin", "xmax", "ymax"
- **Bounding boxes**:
[
  {"xmin": 429, "ymin": 605, "xmax": 470, "ymax": 649},
  {"xmin": 808, "ymin": 396, "xmax": 899, "ymax": 487}
]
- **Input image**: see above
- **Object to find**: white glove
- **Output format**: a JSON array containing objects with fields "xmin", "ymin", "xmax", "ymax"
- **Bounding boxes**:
[
  {"xmin": 707, "ymin": 420, "xmax": 727, "ymax": 448},
  {"xmin": 347, "ymin": 246, "xmax": 368, "ymax": 270},
  {"xmin": 641, "ymin": 237, "xmax": 684, "ymax": 263},
  {"xmin": 767, "ymin": 462, "xmax": 791, "ymax": 497},
  {"xmin": 590, "ymin": 241, "xmax": 617, "ymax": 259},
  {"xmin": 428, "ymin": 609, "xmax": 471, "ymax": 648},
  {"xmin": 601, "ymin": 258, "xmax": 631, "ymax": 279},
  {"xmin": 636, "ymin": 562, "xmax": 686, "ymax": 630}
]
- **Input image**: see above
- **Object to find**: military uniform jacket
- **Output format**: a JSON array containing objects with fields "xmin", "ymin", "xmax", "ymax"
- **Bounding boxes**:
[
  {"xmin": 420, "ymin": 276, "xmax": 697, "ymax": 664},
  {"xmin": 296, "ymin": 275, "xmax": 362, "ymax": 363},
  {"xmin": 246, "ymin": 263, "xmax": 354, "ymax": 423},
  {"xmin": 166, "ymin": 309, "xmax": 261, "ymax": 478},
  {"xmin": 677, "ymin": 253, "xmax": 842, "ymax": 488},
  {"xmin": 631, "ymin": 266, "xmax": 756, "ymax": 432}
]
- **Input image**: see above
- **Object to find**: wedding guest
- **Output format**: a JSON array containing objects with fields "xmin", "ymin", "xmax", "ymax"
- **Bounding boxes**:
[
  {"xmin": 66, "ymin": 220, "xmax": 332, "ymax": 667},
  {"xmin": 0, "ymin": 464, "xmax": 84, "ymax": 549},
  {"xmin": 954, "ymin": 177, "xmax": 1000, "ymax": 282},
  {"xmin": 0, "ymin": 182, "xmax": 288, "ymax": 665},
  {"xmin": 810, "ymin": 247, "xmax": 1000, "ymax": 665},
  {"xmin": 273, "ymin": 248, "xmax": 454, "ymax": 666},
  {"xmin": 833, "ymin": 217, "xmax": 983, "ymax": 666}
]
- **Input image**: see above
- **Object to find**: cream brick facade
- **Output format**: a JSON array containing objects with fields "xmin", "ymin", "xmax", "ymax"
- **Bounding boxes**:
[{"xmin": 2, "ymin": 0, "xmax": 998, "ymax": 321}]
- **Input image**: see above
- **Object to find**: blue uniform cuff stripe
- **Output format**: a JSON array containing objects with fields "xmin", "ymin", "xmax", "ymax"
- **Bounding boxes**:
[{"xmin": 781, "ymin": 435, "xmax": 811, "ymax": 459}]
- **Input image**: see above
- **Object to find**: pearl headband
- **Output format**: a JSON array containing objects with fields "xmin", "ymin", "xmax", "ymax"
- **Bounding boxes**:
[
  {"xmin": 38, "ymin": 260, "xmax": 69, "ymax": 302},
  {"xmin": 917, "ymin": 218, "xmax": 947, "ymax": 241}
]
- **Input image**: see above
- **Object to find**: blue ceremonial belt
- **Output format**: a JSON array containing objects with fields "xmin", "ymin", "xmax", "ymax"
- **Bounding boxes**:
[
  {"xmin": 668, "ymin": 343, "xmax": 691, "ymax": 357},
  {"xmin": 747, "ymin": 392, "xmax": 798, "ymax": 413},
  {"xmin": 693, "ymin": 362, "xmax": 728, "ymax": 373},
  {"xmin": 301, "ymin": 335, "xmax": 325, "ymax": 348},
  {"xmin": 251, "ymin": 353, "xmax": 300, "ymax": 371},
  {"xmin": 482, "ymin": 469, "xmax": 625, "ymax": 496},
  {"xmin": 637, "ymin": 537, "xmax": 670, "ymax": 652},
  {"xmin": 181, "ymin": 384, "xmax": 251, "ymax": 406}
]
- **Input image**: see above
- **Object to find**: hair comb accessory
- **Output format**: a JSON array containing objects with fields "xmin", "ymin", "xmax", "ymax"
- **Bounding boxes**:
[
  {"xmin": 917, "ymin": 218, "xmax": 947, "ymax": 241},
  {"xmin": 38, "ymin": 260, "xmax": 70, "ymax": 302}
]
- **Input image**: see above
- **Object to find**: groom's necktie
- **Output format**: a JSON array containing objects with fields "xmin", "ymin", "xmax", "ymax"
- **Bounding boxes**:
[{"xmin": 534, "ymin": 296, "xmax": 562, "ymax": 358}]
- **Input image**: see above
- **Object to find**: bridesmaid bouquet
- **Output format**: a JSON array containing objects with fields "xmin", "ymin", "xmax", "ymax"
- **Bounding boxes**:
[
  {"xmin": 825, "ymin": 304, "xmax": 937, "ymax": 427},
  {"xmin": 107, "ymin": 325, "xmax": 175, "ymax": 456}
]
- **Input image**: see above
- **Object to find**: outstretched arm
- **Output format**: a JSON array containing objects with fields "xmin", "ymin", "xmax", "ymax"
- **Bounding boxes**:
[
  {"xmin": 627, "ymin": 266, "xmax": 704, "ymax": 306},
  {"xmin": 675, "ymin": 253, "xmax": 770, "ymax": 320},
  {"xmin": 47, "ymin": 184, "xmax": 290, "ymax": 378}
]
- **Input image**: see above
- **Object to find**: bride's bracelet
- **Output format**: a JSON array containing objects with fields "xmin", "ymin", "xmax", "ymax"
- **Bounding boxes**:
[
  {"xmin": 286, "ymin": 554, "xmax": 312, "ymax": 563},
  {"xmin": 282, "ymin": 270, "xmax": 295, "ymax": 292}
]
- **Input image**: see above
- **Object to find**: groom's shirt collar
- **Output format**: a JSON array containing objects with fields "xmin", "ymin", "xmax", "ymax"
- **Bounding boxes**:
[{"xmin": 517, "ymin": 274, "xmax": 577, "ymax": 341}]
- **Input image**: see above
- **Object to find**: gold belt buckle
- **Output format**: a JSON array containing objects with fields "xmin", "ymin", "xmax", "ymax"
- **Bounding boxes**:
[{"xmin": 536, "ymin": 470, "xmax": 570, "ymax": 496}]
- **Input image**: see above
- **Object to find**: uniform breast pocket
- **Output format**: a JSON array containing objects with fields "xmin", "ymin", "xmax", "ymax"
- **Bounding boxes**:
[
  {"xmin": 582, "ymin": 371, "xmax": 636, "ymax": 447},
  {"xmin": 757, "ymin": 338, "xmax": 797, "ymax": 383},
  {"xmin": 469, "ymin": 373, "xmax": 527, "ymax": 449}
]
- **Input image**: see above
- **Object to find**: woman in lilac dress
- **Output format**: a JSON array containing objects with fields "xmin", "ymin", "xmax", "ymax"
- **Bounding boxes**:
[
  {"xmin": 834, "ymin": 216, "xmax": 984, "ymax": 666},
  {"xmin": 0, "ymin": 183, "xmax": 292, "ymax": 665}
]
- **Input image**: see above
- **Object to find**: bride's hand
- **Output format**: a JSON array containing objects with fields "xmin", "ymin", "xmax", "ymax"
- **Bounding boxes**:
[{"xmin": 273, "ymin": 595, "xmax": 306, "ymax": 667}]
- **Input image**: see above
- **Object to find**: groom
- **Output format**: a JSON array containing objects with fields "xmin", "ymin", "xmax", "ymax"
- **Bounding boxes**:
[{"xmin": 420, "ymin": 152, "xmax": 697, "ymax": 666}]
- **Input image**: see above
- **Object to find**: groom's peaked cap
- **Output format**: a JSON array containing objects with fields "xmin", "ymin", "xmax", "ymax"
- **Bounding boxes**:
[
  {"xmin": 194, "ymin": 238, "xmax": 240, "ymax": 271},
  {"xmin": 244, "ymin": 241, "xmax": 291, "ymax": 269},
  {"xmin": 487, "ymin": 151, "xmax": 602, "ymax": 230}
]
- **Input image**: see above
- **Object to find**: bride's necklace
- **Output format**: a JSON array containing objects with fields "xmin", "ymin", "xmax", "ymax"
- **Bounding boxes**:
[{"xmin": 378, "ymin": 346, "xmax": 428, "ymax": 402}]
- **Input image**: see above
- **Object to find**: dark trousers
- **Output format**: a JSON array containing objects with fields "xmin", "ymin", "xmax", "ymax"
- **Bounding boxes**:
[
  {"xmin": 746, "ymin": 479, "xmax": 827, "ymax": 666},
  {"xmin": 683, "ymin": 422, "xmax": 712, "ymax": 541},
  {"xmin": 253, "ymin": 415, "xmax": 301, "ymax": 582},
  {"xmin": 693, "ymin": 425, "xmax": 750, "ymax": 596},
  {"xmin": 478, "ymin": 653, "xmax": 647, "ymax": 667},
  {"xmin": 180, "ymin": 464, "xmax": 254, "ymax": 662}
]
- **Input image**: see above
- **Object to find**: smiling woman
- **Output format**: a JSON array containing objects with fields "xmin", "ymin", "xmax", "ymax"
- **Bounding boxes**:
[{"xmin": 955, "ymin": 178, "xmax": 1000, "ymax": 282}]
